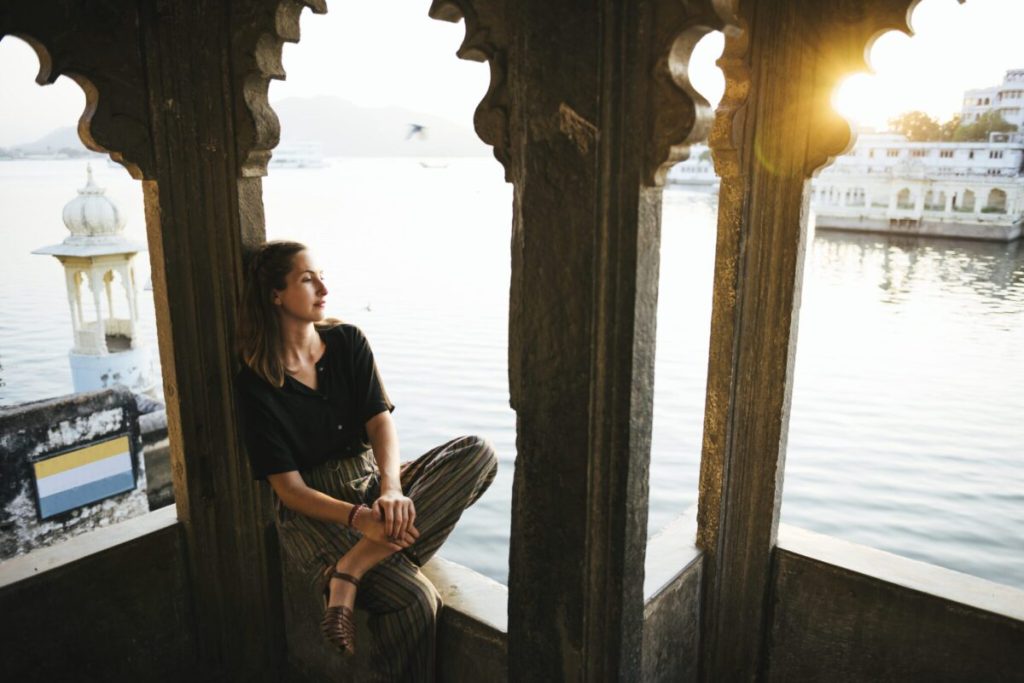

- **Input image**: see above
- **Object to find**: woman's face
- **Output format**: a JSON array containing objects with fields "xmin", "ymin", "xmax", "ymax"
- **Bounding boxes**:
[{"xmin": 272, "ymin": 250, "xmax": 328, "ymax": 323}]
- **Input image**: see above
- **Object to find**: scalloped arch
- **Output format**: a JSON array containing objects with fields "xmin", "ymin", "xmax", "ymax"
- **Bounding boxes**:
[
  {"xmin": 428, "ymin": 0, "xmax": 511, "ymax": 179},
  {"xmin": 707, "ymin": 0, "xmax": 940, "ymax": 181},
  {"xmin": 646, "ymin": 16, "xmax": 722, "ymax": 186},
  {"xmin": 1, "ymin": 33, "xmax": 148, "ymax": 179},
  {"xmin": 235, "ymin": 0, "xmax": 327, "ymax": 178}
]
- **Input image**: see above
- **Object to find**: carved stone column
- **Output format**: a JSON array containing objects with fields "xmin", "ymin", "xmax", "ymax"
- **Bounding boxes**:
[
  {"xmin": 435, "ymin": 1, "xmax": 719, "ymax": 679},
  {"xmin": 699, "ymin": 1, "xmax": 919, "ymax": 680},
  {"xmin": 2, "ymin": 1, "xmax": 297, "ymax": 679}
]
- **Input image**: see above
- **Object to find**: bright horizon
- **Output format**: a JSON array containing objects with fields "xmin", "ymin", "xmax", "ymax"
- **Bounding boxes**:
[{"xmin": 0, "ymin": 0, "xmax": 1022, "ymax": 147}]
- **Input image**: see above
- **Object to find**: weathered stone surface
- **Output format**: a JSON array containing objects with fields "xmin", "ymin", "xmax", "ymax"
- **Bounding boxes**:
[
  {"xmin": 0, "ymin": 508, "xmax": 195, "ymax": 682},
  {"xmin": 698, "ymin": 1, "xmax": 927, "ymax": 679},
  {"xmin": 642, "ymin": 511, "xmax": 703, "ymax": 682},
  {"xmin": 769, "ymin": 525, "xmax": 1024, "ymax": 682}
]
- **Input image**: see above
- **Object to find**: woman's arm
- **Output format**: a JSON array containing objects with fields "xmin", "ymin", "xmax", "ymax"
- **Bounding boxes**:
[
  {"xmin": 267, "ymin": 470, "xmax": 418, "ymax": 548},
  {"xmin": 366, "ymin": 410, "xmax": 417, "ymax": 539}
]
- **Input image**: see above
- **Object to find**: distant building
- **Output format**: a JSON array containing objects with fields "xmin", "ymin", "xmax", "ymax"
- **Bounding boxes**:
[
  {"xmin": 810, "ymin": 133, "xmax": 1023, "ymax": 241},
  {"xmin": 961, "ymin": 68, "xmax": 1024, "ymax": 130},
  {"xmin": 669, "ymin": 73, "xmax": 1024, "ymax": 242},
  {"xmin": 32, "ymin": 165, "xmax": 157, "ymax": 394}
]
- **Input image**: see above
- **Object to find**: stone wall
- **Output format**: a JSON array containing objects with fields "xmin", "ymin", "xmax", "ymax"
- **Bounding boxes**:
[{"xmin": 0, "ymin": 387, "xmax": 148, "ymax": 560}]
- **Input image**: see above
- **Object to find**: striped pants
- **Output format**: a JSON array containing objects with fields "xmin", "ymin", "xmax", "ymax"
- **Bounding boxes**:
[{"xmin": 273, "ymin": 435, "xmax": 499, "ymax": 682}]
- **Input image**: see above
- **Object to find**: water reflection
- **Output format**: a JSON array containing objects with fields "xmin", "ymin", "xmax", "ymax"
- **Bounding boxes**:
[
  {"xmin": 783, "ymin": 225, "xmax": 1024, "ymax": 590},
  {"xmin": 813, "ymin": 231, "xmax": 1023, "ymax": 311}
]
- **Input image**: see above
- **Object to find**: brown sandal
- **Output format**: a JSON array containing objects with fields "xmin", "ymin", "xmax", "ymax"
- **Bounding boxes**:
[{"xmin": 321, "ymin": 568, "xmax": 360, "ymax": 656}]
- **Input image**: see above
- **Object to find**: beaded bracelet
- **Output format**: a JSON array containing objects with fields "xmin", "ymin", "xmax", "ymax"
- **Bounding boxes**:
[{"xmin": 347, "ymin": 503, "xmax": 367, "ymax": 529}]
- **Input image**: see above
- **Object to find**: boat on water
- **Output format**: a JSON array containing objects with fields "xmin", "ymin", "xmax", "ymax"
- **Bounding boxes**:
[{"xmin": 270, "ymin": 142, "xmax": 326, "ymax": 169}]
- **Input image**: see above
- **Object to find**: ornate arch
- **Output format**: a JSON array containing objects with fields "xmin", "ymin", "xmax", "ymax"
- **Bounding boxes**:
[
  {"xmin": 0, "ymin": 7, "xmax": 153, "ymax": 180},
  {"xmin": 644, "ymin": 2, "xmax": 724, "ymax": 186},
  {"xmin": 428, "ymin": 0, "xmax": 511, "ymax": 179},
  {"xmin": 709, "ymin": 0, "xmax": 940, "ymax": 181},
  {"xmin": 231, "ymin": 0, "xmax": 326, "ymax": 178}
]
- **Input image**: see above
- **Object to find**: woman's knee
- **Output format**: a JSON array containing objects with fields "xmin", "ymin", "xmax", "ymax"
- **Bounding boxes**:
[
  {"xmin": 460, "ymin": 435, "xmax": 498, "ymax": 476},
  {"xmin": 405, "ymin": 577, "xmax": 441, "ymax": 626}
]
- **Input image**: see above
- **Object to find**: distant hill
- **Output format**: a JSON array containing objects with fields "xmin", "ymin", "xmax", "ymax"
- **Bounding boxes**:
[
  {"xmin": 11, "ymin": 127, "xmax": 100, "ymax": 156},
  {"xmin": 272, "ymin": 96, "xmax": 488, "ymax": 157},
  {"xmin": 5, "ymin": 97, "xmax": 488, "ymax": 158}
]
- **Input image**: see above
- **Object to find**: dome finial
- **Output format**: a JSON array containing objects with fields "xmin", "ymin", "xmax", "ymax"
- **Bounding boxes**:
[{"xmin": 81, "ymin": 164, "xmax": 102, "ymax": 195}]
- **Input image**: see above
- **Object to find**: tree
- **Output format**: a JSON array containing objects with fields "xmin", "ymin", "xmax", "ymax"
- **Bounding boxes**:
[
  {"xmin": 952, "ymin": 111, "xmax": 1018, "ymax": 141},
  {"xmin": 888, "ymin": 111, "xmax": 941, "ymax": 142},
  {"xmin": 939, "ymin": 114, "xmax": 961, "ymax": 142}
]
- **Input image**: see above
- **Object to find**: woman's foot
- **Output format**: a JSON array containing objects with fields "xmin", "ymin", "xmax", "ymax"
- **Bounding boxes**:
[
  {"xmin": 326, "ymin": 558, "xmax": 360, "ymax": 609},
  {"xmin": 321, "ymin": 564, "xmax": 360, "ymax": 656}
]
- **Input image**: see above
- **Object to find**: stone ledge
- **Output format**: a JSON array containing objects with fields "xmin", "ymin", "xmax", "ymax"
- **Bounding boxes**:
[
  {"xmin": 644, "ymin": 505, "xmax": 702, "ymax": 603},
  {"xmin": 0, "ymin": 504, "xmax": 178, "ymax": 590},
  {"xmin": 423, "ymin": 555, "xmax": 508, "ymax": 633},
  {"xmin": 777, "ymin": 523, "xmax": 1024, "ymax": 622}
]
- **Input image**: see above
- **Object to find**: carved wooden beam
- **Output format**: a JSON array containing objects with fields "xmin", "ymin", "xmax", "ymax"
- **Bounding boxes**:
[
  {"xmin": 0, "ymin": 1, "xmax": 153, "ymax": 179},
  {"xmin": 699, "ymin": 0, "xmax": 935, "ymax": 680}
]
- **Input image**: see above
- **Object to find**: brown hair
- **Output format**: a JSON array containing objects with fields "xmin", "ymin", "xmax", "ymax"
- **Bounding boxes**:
[{"xmin": 237, "ymin": 240, "xmax": 341, "ymax": 387}]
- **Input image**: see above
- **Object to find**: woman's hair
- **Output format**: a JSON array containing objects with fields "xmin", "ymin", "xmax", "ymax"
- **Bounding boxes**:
[{"xmin": 238, "ymin": 240, "xmax": 340, "ymax": 387}]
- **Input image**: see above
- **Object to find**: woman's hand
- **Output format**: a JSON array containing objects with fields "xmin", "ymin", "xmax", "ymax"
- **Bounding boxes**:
[
  {"xmin": 372, "ymin": 489, "xmax": 417, "ymax": 541},
  {"xmin": 353, "ymin": 504, "xmax": 419, "ymax": 550}
]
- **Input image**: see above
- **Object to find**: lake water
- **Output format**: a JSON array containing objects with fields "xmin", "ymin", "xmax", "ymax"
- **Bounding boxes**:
[{"xmin": 1, "ymin": 158, "xmax": 1021, "ymax": 590}]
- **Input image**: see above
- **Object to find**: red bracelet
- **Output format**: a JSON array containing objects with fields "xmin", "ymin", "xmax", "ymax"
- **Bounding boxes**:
[{"xmin": 347, "ymin": 504, "xmax": 366, "ymax": 529}]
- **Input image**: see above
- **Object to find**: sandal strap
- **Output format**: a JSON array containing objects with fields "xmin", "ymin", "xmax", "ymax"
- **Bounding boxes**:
[{"xmin": 329, "ymin": 570, "xmax": 360, "ymax": 586}]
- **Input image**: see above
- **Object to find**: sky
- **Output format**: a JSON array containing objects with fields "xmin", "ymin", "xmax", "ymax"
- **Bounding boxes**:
[{"xmin": 1, "ymin": 0, "xmax": 1022, "ymax": 147}]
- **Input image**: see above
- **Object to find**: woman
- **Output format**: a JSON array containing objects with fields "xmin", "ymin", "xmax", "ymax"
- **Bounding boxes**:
[{"xmin": 234, "ymin": 240, "xmax": 498, "ymax": 681}]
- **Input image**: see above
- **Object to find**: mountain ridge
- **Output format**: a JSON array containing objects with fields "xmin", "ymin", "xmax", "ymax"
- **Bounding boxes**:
[{"xmin": 5, "ymin": 95, "xmax": 488, "ymax": 158}]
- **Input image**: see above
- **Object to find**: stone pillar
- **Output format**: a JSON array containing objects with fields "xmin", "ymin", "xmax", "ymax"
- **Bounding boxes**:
[
  {"xmin": 119, "ymin": 262, "xmax": 137, "ymax": 343},
  {"xmin": 944, "ymin": 190, "xmax": 955, "ymax": 215},
  {"xmin": 700, "ymin": 1, "xmax": 910, "ymax": 679},
  {"xmin": 103, "ymin": 269, "xmax": 115, "ymax": 324},
  {"xmin": 430, "ymin": 0, "xmax": 721, "ymax": 679},
  {"xmin": 134, "ymin": 1, "xmax": 290, "ymax": 678},
  {"xmin": 89, "ymin": 269, "xmax": 107, "ymax": 353},
  {"xmin": 64, "ymin": 268, "xmax": 81, "ymax": 337},
  {"xmin": 74, "ymin": 272, "xmax": 85, "ymax": 334}
]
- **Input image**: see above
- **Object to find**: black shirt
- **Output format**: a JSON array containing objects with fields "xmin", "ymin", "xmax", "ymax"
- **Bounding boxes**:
[{"xmin": 234, "ymin": 323, "xmax": 395, "ymax": 480}]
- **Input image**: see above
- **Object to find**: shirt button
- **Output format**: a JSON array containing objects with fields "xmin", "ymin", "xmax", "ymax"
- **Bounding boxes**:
[
  {"xmin": 337, "ymin": 425, "xmax": 343, "ymax": 430},
  {"xmin": 318, "ymin": 366, "xmax": 324, "ymax": 372}
]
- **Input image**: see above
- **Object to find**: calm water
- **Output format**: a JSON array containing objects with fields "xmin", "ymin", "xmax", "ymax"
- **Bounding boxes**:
[{"xmin": 1, "ymin": 159, "xmax": 1021, "ymax": 590}]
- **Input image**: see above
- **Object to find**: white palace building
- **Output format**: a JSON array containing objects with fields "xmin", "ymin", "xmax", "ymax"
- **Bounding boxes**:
[
  {"xmin": 809, "ymin": 131, "xmax": 1022, "ymax": 242},
  {"xmin": 668, "ymin": 69, "xmax": 1024, "ymax": 242}
]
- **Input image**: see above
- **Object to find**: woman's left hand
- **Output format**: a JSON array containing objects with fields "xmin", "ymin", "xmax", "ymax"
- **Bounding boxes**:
[{"xmin": 373, "ymin": 489, "xmax": 417, "ymax": 541}]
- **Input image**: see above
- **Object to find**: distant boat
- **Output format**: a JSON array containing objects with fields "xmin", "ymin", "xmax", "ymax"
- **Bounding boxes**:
[{"xmin": 270, "ymin": 142, "xmax": 326, "ymax": 169}]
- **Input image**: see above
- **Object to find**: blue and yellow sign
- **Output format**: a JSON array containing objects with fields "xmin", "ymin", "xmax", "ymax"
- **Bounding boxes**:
[{"xmin": 32, "ymin": 435, "xmax": 136, "ymax": 519}]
